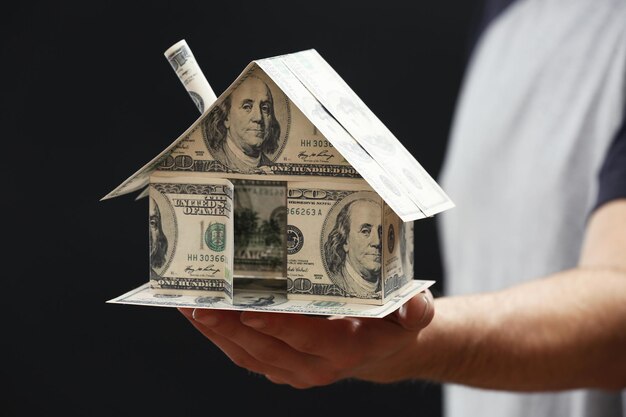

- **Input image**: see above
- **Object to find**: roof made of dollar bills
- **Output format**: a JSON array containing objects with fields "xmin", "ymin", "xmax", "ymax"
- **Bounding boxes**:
[{"xmin": 102, "ymin": 49, "xmax": 454, "ymax": 222}]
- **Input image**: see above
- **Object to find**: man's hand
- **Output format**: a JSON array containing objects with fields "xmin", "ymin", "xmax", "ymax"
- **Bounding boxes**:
[{"xmin": 178, "ymin": 290, "xmax": 434, "ymax": 389}]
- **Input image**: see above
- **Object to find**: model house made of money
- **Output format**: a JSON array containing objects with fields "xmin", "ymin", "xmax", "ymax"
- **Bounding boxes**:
[{"xmin": 103, "ymin": 49, "xmax": 454, "ymax": 307}]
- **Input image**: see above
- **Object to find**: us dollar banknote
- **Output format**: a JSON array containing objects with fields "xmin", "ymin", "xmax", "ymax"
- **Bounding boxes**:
[
  {"xmin": 232, "ymin": 179, "xmax": 286, "ymax": 278},
  {"xmin": 160, "ymin": 46, "xmax": 357, "ymax": 182},
  {"xmin": 157, "ymin": 65, "xmax": 356, "ymax": 177},
  {"xmin": 149, "ymin": 171, "xmax": 234, "ymax": 300},
  {"xmin": 107, "ymin": 279, "xmax": 434, "ymax": 318},
  {"xmin": 164, "ymin": 39, "xmax": 217, "ymax": 113},
  {"xmin": 286, "ymin": 181, "xmax": 408, "ymax": 305}
]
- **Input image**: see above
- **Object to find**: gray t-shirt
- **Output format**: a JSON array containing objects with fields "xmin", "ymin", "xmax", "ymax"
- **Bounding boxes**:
[{"xmin": 438, "ymin": 0, "xmax": 626, "ymax": 416}]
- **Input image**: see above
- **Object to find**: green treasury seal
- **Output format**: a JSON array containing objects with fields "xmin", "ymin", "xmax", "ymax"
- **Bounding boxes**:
[{"xmin": 205, "ymin": 223, "xmax": 226, "ymax": 252}]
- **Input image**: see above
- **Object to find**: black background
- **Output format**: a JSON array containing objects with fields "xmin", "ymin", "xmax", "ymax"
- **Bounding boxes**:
[{"xmin": 4, "ymin": 1, "xmax": 479, "ymax": 416}]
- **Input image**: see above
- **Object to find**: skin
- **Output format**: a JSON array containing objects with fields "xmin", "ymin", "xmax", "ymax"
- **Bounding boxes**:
[
  {"xmin": 180, "ymin": 199, "xmax": 626, "ymax": 390},
  {"xmin": 225, "ymin": 77, "xmax": 272, "ymax": 158},
  {"xmin": 344, "ymin": 200, "xmax": 382, "ymax": 283}
]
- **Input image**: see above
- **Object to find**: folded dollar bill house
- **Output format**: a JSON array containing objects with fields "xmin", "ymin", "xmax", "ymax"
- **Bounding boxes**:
[{"xmin": 102, "ymin": 49, "xmax": 453, "ymax": 311}]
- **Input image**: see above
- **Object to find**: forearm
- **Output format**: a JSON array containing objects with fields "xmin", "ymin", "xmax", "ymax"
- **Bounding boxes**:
[{"xmin": 404, "ymin": 268, "xmax": 626, "ymax": 391}]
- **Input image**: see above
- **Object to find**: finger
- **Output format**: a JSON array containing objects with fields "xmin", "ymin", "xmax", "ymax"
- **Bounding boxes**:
[
  {"xmin": 265, "ymin": 374, "xmax": 288, "ymax": 385},
  {"xmin": 180, "ymin": 310, "xmax": 303, "ymax": 383},
  {"xmin": 387, "ymin": 289, "xmax": 435, "ymax": 331},
  {"xmin": 192, "ymin": 309, "xmax": 325, "ymax": 378},
  {"xmin": 239, "ymin": 311, "xmax": 407, "ymax": 359},
  {"xmin": 178, "ymin": 307, "xmax": 194, "ymax": 319}
]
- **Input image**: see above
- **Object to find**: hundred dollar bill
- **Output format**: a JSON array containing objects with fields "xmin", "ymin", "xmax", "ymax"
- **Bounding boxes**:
[
  {"xmin": 286, "ymin": 181, "xmax": 413, "ymax": 305},
  {"xmin": 164, "ymin": 39, "xmax": 217, "ymax": 113},
  {"xmin": 232, "ymin": 179, "xmax": 286, "ymax": 278},
  {"xmin": 281, "ymin": 49, "xmax": 454, "ymax": 217},
  {"xmin": 155, "ymin": 66, "xmax": 355, "ymax": 177},
  {"xmin": 149, "ymin": 171, "xmax": 234, "ymax": 300},
  {"xmin": 107, "ymin": 279, "xmax": 434, "ymax": 318}
]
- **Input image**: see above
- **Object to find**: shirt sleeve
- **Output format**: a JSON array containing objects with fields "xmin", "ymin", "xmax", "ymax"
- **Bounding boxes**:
[{"xmin": 594, "ymin": 115, "xmax": 626, "ymax": 211}]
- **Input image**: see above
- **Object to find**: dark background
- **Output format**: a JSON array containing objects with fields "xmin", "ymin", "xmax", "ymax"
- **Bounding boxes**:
[{"xmin": 4, "ymin": 1, "xmax": 479, "ymax": 416}]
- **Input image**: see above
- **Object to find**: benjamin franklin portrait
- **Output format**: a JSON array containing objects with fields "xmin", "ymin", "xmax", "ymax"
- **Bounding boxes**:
[
  {"xmin": 202, "ymin": 74, "xmax": 284, "ymax": 174},
  {"xmin": 323, "ymin": 195, "xmax": 383, "ymax": 298}
]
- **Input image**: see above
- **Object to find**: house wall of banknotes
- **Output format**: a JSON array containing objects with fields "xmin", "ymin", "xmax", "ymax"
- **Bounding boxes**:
[
  {"xmin": 149, "ymin": 173, "xmax": 235, "ymax": 302},
  {"xmin": 148, "ymin": 171, "xmax": 414, "ymax": 305}
]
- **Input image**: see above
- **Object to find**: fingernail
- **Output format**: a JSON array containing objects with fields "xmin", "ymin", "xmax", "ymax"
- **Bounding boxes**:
[
  {"xmin": 241, "ymin": 316, "xmax": 266, "ymax": 329},
  {"xmin": 419, "ymin": 294, "xmax": 430, "ymax": 323},
  {"xmin": 397, "ymin": 303, "xmax": 407, "ymax": 320},
  {"xmin": 193, "ymin": 309, "xmax": 219, "ymax": 327}
]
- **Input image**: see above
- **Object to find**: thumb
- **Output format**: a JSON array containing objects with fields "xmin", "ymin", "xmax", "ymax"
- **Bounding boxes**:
[{"xmin": 388, "ymin": 289, "xmax": 434, "ymax": 331}]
